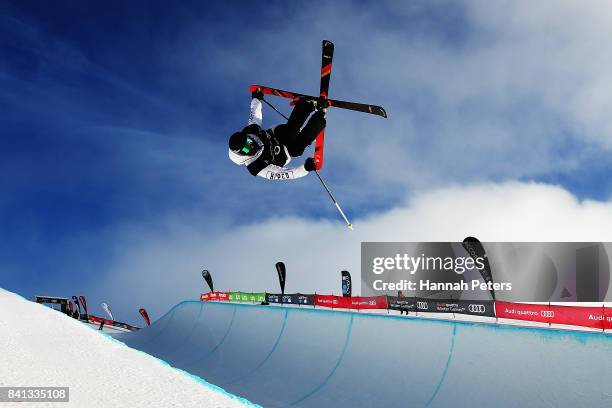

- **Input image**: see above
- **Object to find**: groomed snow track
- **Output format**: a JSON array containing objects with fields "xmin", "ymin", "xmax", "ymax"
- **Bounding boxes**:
[{"xmin": 115, "ymin": 301, "xmax": 612, "ymax": 407}]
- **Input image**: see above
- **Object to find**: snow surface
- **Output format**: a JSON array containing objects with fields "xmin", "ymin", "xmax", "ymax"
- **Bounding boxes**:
[{"xmin": 0, "ymin": 288, "xmax": 253, "ymax": 408}]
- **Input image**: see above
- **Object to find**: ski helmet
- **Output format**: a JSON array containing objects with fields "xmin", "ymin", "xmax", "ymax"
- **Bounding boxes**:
[{"xmin": 229, "ymin": 132, "xmax": 261, "ymax": 156}]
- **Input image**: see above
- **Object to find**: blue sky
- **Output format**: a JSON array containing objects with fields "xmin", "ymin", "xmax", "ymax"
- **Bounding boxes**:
[{"xmin": 3, "ymin": 1, "xmax": 612, "ymax": 323}]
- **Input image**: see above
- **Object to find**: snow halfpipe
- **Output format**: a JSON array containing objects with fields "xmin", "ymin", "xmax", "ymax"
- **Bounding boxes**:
[{"xmin": 115, "ymin": 301, "xmax": 612, "ymax": 407}]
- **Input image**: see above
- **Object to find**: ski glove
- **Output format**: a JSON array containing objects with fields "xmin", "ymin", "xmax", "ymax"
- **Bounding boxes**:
[
  {"xmin": 251, "ymin": 88, "xmax": 264, "ymax": 100},
  {"xmin": 304, "ymin": 157, "xmax": 317, "ymax": 172}
]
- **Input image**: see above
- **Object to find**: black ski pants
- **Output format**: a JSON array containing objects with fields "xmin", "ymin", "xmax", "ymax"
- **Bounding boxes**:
[{"xmin": 275, "ymin": 99, "xmax": 326, "ymax": 157}]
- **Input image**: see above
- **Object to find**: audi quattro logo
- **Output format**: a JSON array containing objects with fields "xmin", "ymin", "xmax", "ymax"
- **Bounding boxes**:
[
  {"xmin": 541, "ymin": 310, "xmax": 555, "ymax": 318},
  {"xmin": 417, "ymin": 301, "xmax": 428, "ymax": 310},
  {"xmin": 468, "ymin": 304, "xmax": 486, "ymax": 313}
]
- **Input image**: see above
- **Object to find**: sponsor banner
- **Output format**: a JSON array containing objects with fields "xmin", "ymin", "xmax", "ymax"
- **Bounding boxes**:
[
  {"xmin": 297, "ymin": 293, "xmax": 315, "ymax": 305},
  {"xmin": 250, "ymin": 292, "xmax": 265, "ymax": 302},
  {"xmin": 72, "ymin": 296, "xmax": 81, "ymax": 314},
  {"xmin": 201, "ymin": 270, "xmax": 214, "ymax": 292},
  {"xmin": 414, "ymin": 298, "xmax": 495, "ymax": 317},
  {"xmin": 210, "ymin": 292, "xmax": 265, "ymax": 302},
  {"xmin": 314, "ymin": 294, "xmax": 348, "ymax": 308},
  {"xmin": 314, "ymin": 295, "xmax": 387, "ymax": 310},
  {"xmin": 78, "ymin": 296, "xmax": 88, "ymax": 314},
  {"xmin": 495, "ymin": 301, "xmax": 612, "ymax": 329},
  {"xmin": 551, "ymin": 304, "xmax": 612, "ymax": 329},
  {"xmin": 88, "ymin": 315, "xmax": 140, "ymax": 331},
  {"xmin": 266, "ymin": 293, "xmax": 314, "ymax": 304},
  {"xmin": 281, "ymin": 294, "xmax": 297, "ymax": 304},
  {"xmin": 495, "ymin": 301, "xmax": 556, "ymax": 325},
  {"xmin": 138, "ymin": 308, "xmax": 151, "ymax": 326},
  {"xmin": 266, "ymin": 293, "xmax": 281, "ymax": 304},
  {"xmin": 34, "ymin": 296, "xmax": 68, "ymax": 314},
  {"xmin": 101, "ymin": 302, "xmax": 114, "ymax": 321},
  {"xmin": 607, "ymin": 307, "xmax": 612, "ymax": 328},
  {"xmin": 200, "ymin": 292, "xmax": 230, "ymax": 302},
  {"xmin": 235, "ymin": 292, "xmax": 248, "ymax": 302},
  {"xmin": 88, "ymin": 315, "xmax": 114, "ymax": 326},
  {"xmin": 341, "ymin": 271, "xmax": 352, "ymax": 297},
  {"xmin": 35, "ymin": 296, "xmax": 68, "ymax": 304},
  {"xmin": 462, "ymin": 237, "xmax": 495, "ymax": 299},
  {"xmin": 232, "ymin": 292, "xmax": 266, "ymax": 302},
  {"xmin": 280, "ymin": 294, "xmax": 298, "ymax": 304},
  {"xmin": 276, "ymin": 262, "xmax": 286, "ymax": 294},
  {"xmin": 216, "ymin": 292, "xmax": 230, "ymax": 301},
  {"xmin": 349, "ymin": 296, "xmax": 388, "ymax": 310},
  {"xmin": 387, "ymin": 296, "xmax": 417, "ymax": 313},
  {"xmin": 265, "ymin": 293, "xmax": 297, "ymax": 304},
  {"xmin": 209, "ymin": 292, "xmax": 230, "ymax": 301}
]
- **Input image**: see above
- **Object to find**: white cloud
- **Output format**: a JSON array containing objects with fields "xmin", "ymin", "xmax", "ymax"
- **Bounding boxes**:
[
  {"xmin": 221, "ymin": 0, "xmax": 612, "ymax": 189},
  {"xmin": 466, "ymin": 0, "xmax": 612, "ymax": 145},
  {"xmin": 91, "ymin": 181, "xmax": 612, "ymax": 320}
]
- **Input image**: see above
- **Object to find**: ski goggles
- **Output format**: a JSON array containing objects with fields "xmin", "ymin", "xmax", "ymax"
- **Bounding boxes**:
[{"xmin": 241, "ymin": 136, "xmax": 257, "ymax": 154}]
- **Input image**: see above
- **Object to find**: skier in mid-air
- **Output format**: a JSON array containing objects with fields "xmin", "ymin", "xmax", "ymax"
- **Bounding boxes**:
[{"xmin": 228, "ymin": 88, "xmax": 327, "ymax": 180}]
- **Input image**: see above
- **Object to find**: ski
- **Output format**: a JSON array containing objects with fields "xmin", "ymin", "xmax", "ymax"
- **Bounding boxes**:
[
  {"xmin": 327, "ymin": 99, "xmax": 387, "ymax": 118},
  {"xmin": 315, "ymin": 40, "xmax": 334, "ymax": 169},
  {"xmin": 249, "ymin": 84, "xmax": 387, "ymax": 118},
  {"xmin": 319, "ymin": 40, "xmax": 334, "ymax": 99}
]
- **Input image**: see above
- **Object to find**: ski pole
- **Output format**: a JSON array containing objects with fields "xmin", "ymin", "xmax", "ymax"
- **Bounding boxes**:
[
  {"xmin": 314, "ymin": 169, "xmax": 353, "ymax": 230},
  {"xmin": 262, "ymin": 98, "xmax": 289, "ymax": 121},
  {"xmin": 263, "ymin": 98, "xmax": 353, "ymax": 229}
]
